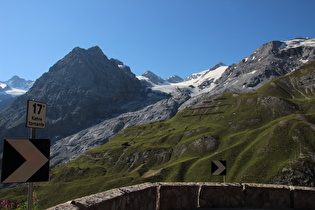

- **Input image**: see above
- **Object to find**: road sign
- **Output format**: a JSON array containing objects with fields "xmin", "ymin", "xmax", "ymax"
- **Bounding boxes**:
[
  {"xmin": 211, "ymin": 160, "xmax": 226, "ymax": 176},
  {"xmin": 26, "ymin": 100, "xmax": 47, "ymax": 129},
  {"xmin": 1, "ymin": 138, "xmax": 50, "ymax": 183}
]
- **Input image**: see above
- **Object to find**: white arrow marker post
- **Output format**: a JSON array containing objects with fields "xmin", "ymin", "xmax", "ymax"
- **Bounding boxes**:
[
  {"xmin": 211, "ymin": 160, "xmax": 227, "ymax": 183},
  {"xmin": 2, "ymin": 139, "xmax": 48, "ymax": 183},
  {"xmin": 1, "ymin": 137, "xmax": 50, "ymax": 210}
]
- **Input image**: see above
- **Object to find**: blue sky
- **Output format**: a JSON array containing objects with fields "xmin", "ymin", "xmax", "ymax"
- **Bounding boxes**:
[{"xmin": 1, "ymin": 0, "xmax": 315, "ymax": 81}]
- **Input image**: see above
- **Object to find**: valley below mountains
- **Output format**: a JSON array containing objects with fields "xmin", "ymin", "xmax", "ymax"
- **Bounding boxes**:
[{"xmin": 0, "ymin": 38, "xmax": 315, "ymax": 208}]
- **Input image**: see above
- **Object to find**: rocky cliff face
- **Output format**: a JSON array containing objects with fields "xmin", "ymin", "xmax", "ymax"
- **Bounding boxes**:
[
  {"xmin": 50, "ymin": 90, "xmax": 190, "ymax": 166},
  {"xmin": 0, "ymin": 46, "xmax": 147, "ymax": 141}
]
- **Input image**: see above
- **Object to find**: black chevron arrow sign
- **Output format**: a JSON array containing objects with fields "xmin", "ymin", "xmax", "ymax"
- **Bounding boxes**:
[
  {"xmin": 211, "ymin": 160, "xmax": 226, "ymax": 176},
  {"xmin": 1, "ymin": 139, "xmax": 50, "ymax": 183}
]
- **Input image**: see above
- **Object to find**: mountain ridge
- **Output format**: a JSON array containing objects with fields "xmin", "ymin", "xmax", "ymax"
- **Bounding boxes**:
[
  {"xmin": 1, "ymin": 39, "xmax": 315, "ymax": 208},
  {"xmin": 1, "ymin": 38, "xmax": 315, "ymax": 169},
  {"xmin": 213, "ymin": 38, "xmax": 315, "ymax": 94},
  {"xmin": 3, "ymin": 60, "xmax": 313, "ymax": 209}
]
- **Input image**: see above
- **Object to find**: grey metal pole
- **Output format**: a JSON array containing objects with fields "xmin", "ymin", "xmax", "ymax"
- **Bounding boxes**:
[
  {"xmin": 28, "ymin": 128, "xmax": 36, "ymax": 210},
  {"xmin": 28, "ymin": 182, "xmax": 33, "ymax": 210}
]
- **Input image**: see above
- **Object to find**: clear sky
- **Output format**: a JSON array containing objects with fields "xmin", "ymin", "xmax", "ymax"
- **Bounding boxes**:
[{"xmin": 1, "ymin": 0, "xmax": 315, "ymax": 81}]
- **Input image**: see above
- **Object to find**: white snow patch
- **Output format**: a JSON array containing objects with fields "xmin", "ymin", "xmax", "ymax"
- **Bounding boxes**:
[
  {"xmin": 0, "ymin": 82, "xmax": 7, "ymax": 89},
  {"xmin": 137, "ymin": 75, "xmax": 157, "ymax": 86},
  {"xmin": 137, "ymin": 75, "xmax": 151, "ymax": 82},
  {"xmin": 151, "ymin": 85, "xmax": 178, "ymax": 94},
  {"xmin": 5, "ymin": 88, "xmax": 27, "ymax": 96},
  {"xmin": 281, "ymin": 38, "xmax": 315, "ymax": 49},
  {"xmin": 300, "ymin": 59, "xmax": 309, "ymax": 64},
  {"xmin": 279, "ymin": 43, "xmax": 287, "ymax": 49},
  {"xmin": 151, "ymin": 66, "xmax": 228, "ymax": 97},
  {"xmin": 137, "ymin": 75, "xmax": 170, "ymax": 86},
  {"xmin": 249, "ymin": 70, "xmax": 257, "ymax": 75}
]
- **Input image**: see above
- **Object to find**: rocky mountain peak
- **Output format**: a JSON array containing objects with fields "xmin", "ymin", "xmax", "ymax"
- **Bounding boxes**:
[
  {"xmin": 0, "ymin": 46, "xmax": 145, "ymax": 140},
  {"xmin": 71, "ymin": 46, "xmax": 104, "ymax": 56},
  {"xmin": 141, "ymin": 70, "xmax": 165, "ymax": 85},
  {"xmin": 48, "ymin": 46, "xmax": 108, "ymax": 75},
  {"xmin": 165, "ymin": 75, "xmax": 183, "ymax": 83},
  {"xmin": 212, "ymin": 38, "xmax": 315, "ymax": 94},
  {"xmin": 5, "ymin": 75, "xmax": 34, "ymax": 90},
  {"xmin": 252, "ymin": 40, "xmax": 283, "ymax": 56}
]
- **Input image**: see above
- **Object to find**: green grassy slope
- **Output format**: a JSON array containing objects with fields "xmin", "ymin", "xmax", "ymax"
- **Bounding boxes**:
[{"xmin": 1, "ymin": 61, "xmax": 315, "ymax": 209}]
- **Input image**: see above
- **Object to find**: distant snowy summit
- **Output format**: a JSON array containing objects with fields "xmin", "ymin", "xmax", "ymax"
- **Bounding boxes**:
[
  {"xmin": 138, "ymin": 70, "xmax": 167, "ymax": 86},
  {"xmin": 165, "ymin": 75, "xmax": 183, "ymax": 83},
  {"xmin": 137, "ymin": 62, "xmax": 228, "ymax": 97},
  {"xmin": 137, "ymin": 70, "xmax": 183, "ymax": 86},
  {"xmin": 0, "ymin": 76, "xmax": 34, "ymax": 110},
  {"xmin": 0, "ymin": 76, "xmax": 34, "ymax": 99}
]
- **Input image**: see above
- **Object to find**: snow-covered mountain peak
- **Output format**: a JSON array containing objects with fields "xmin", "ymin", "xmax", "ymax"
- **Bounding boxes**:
[
  {"xmin": 140, "ymin": 70, "xmax": 166, "ymax": 85},
  {"xmin": 6, "ymin": 76, "xmax": 34, "ymax": 90},
  {"xmin": 279, "ymin": 37, "xmax": 315, "ymax": 49},
  {"xmin": 0, "ymin": 76, "xmax": 34, "ymax": 104},
  {"xmin": 150, "ymin": 64, "xmax": 228, "ymax": 96}
]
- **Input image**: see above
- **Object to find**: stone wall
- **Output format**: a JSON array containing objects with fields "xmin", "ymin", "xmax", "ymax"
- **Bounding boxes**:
[{"xmin": 48, "ymin": 182, "xmax": 315, "ymax": 209}]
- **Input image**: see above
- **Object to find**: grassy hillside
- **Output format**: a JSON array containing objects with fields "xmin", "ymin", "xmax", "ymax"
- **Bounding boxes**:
[{"xmin": 1, "ymin": 61, "xmax": 315, "ymax": 209}]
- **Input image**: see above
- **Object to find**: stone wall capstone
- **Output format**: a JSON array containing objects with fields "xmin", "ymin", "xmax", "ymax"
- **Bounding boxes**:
[{"xmin": 48, "ymin": 182, "xmax": 315, "ymax": 210}]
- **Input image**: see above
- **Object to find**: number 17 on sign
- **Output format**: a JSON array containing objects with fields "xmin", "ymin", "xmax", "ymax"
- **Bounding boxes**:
[{"xmin": 26, "ymin": 100, "xmax": 47, "ymax": 129}]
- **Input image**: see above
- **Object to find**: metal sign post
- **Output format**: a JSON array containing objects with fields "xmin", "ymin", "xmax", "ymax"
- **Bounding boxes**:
[
  {"xmin": 28, "ymin": 128, "xmax": 35, "ymax": 210},
  {"xmin": 26, "ymin": 100, "xmax": 46, "ymax": 210}
]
